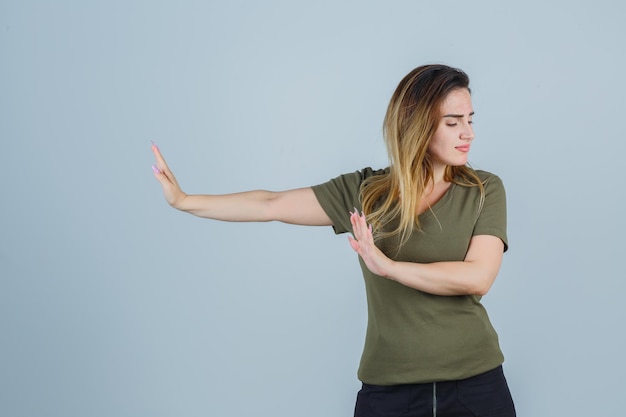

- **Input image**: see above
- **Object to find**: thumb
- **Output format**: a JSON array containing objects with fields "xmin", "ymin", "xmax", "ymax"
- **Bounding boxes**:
[{"xmin": 347, "ymin": 237, "xmax": 361, "ymax": 253}]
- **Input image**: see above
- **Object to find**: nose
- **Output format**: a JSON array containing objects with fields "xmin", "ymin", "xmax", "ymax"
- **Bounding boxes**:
[{"xmin": 461, "ymin": 121, "xmax": 474, "ymax": 141}]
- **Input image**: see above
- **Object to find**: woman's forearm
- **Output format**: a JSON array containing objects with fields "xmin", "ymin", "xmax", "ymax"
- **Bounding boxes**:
[
  {"xmin": 152, "ymin": 144, "xmax": 332, "ymax": 226},
  {"xmin": 349, "ymin": 211, "xmax": 504, "ymax": 296},
  {"xmin": 152, "ymin": 142, "xmax": 274, "ymax": 222},
  {"xmin": 382, "ymin": 259, "xmax": 498, "ymax": 296},
  {"xmin": 173, "ymin": 190, "xmax": 276, "ymax": 222}
]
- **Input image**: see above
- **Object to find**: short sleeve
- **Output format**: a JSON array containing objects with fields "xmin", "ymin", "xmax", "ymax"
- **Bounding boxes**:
[
  {"xmin": 311, "ymin": 170, "xmax": 363, "ymax": 234},
  {"xmin": 312, "ymin": 168, "xmax": 388, "ymax": 235},
  {"xmin": 473, "ymin": 174, "xmax": 508, "ymax": 252}
]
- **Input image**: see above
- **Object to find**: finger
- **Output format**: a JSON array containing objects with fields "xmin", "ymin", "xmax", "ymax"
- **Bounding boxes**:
[
  {"xmin": 350, "ymin": 212, "xmax": 364, "ymax": 238},
  {"xmin": 359, "ymin": 213, "xmax": 373, "ymax": 239},
  {"xmin": 151, "ymin": 143, "xmax": 181, "ymax": 185},
  {"xmin": 353, "ymin": 212, "xmax": 368, "ymax": 237},
  {"xmin": 350, "ymin": 211, "xmax": 358, "ymax": 230},
  {"xmin": 151, "ymin": 142, "xmax": 171, "ymax": 172},
  {"xmin": 347, "ymin": 237, "xmax": 361, "ymax": 254},
  {"xmin": 151, "ymin": 165, "xmax": 171, "ymax": 187}
]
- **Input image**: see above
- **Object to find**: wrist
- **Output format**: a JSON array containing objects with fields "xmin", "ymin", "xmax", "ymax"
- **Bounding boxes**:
[
  {"xmin": 171, "ymin": 193, "xmax": 189, "ymax": 211},
  {"xmin": 380, "ymin": 257, "xmax": 396, "ymax": 279}
]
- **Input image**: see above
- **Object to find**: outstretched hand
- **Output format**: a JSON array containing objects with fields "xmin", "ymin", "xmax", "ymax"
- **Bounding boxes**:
[
  {"xmin": 348, "ymin": 211, "xmax": 393, "ymax": 277},
  {"xmin": 151, "ymin": 143, "xmax": 186, "ymax": 207}
]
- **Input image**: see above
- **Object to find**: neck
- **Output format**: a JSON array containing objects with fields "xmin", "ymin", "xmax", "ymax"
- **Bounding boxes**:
[{"xmin": 431, "ymin": 163, "xmax": 447, "ymax": 185}]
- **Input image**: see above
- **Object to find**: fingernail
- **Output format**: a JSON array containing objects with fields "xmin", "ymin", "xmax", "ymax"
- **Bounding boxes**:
[
  {"xmin": 152, "ymin": 165, "xmax": 161, "ymax": 174},
  {"xmin": 151, "ymin": 140, "xmax": 159, "ymax": 150}
]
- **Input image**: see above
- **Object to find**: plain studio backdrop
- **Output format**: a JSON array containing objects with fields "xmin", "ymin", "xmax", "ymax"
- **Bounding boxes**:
[{"xmin": 1, "ymin": 1, "xmax": 624, "ymax": 416}]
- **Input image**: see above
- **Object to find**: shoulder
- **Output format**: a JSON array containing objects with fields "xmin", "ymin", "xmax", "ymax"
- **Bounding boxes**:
[
  {"xmin": 318, "ymin": 167, "xmax": 388, "ymax": 188},
  {"xmin": 311, "ymin": 167, "xmax": 387, "ymax": 234},
  {"xmin": 452, "ymin": 169, "xmax": 506, "ymax": 204},
  {"xmin": 474, "ymin": 169, "xmax": 502, "ymax": 183},
  {"xmin": 473, "ymin": 169, "xmax": 505, "ymax": 191},
  {"xmin": 359, "ymin": 166, "xmax": 389, "ymax": 182},
  {"xmin": 312, "ymin": 167, "xmax": 387, "ymax": 199}
]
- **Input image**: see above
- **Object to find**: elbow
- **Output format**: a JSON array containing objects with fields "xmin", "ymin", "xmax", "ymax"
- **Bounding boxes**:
[
  {"xmin": 467, "ymin": 277, "xmax": 495, "ymax": 296},
  {"xmin": 256, "ymin": 191, "xmax": 279, "ymax": 222},
  {"xmin": 470, "ymin": 286, "xmax": 490, "ymax": 296},
  {"xmin": 462, "ymin": 261, "xmax": 499, "ymax": 296}
]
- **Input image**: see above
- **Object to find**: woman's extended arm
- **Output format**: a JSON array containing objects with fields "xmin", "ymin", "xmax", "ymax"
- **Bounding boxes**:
[
  {"xmin": 348, "ymin": 211, "xmax": 504, "ymax": 296},
  {"xmin": 151, "ymin": 144, "xmax": 333, "ymax": 226}
]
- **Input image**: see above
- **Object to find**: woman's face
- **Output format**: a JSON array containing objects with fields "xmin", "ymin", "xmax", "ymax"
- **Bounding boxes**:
[{"xmin": 428, "ymin": 88, "xmax": 475, "ymax": 168}]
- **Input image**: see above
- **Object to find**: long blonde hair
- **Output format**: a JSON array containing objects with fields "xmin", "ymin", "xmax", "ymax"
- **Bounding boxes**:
[{"xmin": 361, "ymin": 64, "xmax": 484, "ymax": 245}]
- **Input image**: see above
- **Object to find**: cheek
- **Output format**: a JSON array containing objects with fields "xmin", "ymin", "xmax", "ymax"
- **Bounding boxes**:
[{"xmin": 428, "ymin": 135, "xmax": 445, "ymax": 153}]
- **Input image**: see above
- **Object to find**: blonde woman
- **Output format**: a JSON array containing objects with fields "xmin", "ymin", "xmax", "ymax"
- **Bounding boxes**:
[{"xmin": 152, "ymin": 64, "xmax": 516, "ymax": 417}]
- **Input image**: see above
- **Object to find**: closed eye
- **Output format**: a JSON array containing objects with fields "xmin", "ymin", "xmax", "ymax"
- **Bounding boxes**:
[{"xmin": 445, "ymin": 120, "xmax": 473, "ymax": 127}]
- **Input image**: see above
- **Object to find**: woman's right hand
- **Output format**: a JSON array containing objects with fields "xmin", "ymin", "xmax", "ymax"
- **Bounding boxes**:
[
  {"xmin": 151, "ymin": 143, "xmax": 187, "ymax": 208},
  {"xmin": 149, "ymin": 143, "xmax": 332, "ymax": 226}
]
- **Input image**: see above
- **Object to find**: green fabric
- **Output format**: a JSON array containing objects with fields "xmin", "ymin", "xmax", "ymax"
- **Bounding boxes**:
[{"xmin": 311, "ymin": 167, "xmax": 508, "ymax": 385}]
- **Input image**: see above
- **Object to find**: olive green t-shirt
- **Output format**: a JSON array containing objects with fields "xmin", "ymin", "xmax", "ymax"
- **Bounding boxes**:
[{"xmin": 311, "ymin": 168, "xmax": 508, "ymax": 385}]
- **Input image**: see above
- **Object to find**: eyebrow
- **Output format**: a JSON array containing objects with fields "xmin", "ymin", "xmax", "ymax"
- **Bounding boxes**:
[{"xmin": 442, "ymin": 111, "xmax": 475, "ymax": 118}]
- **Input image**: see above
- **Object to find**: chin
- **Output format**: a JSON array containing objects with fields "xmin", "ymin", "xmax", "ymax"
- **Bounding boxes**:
[{"xmin": 448, "ymin": 158, "xmax": 468, "ymax": 167}]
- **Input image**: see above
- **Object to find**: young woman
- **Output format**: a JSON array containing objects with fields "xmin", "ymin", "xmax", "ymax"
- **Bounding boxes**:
[{"xmin": 152, "ymin": 64, "xmax": 516, "ymax": 417}]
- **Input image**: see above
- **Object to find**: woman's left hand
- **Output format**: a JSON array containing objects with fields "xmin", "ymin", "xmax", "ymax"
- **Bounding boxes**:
[{"xmin": 348, "ymin": 211, "xmax": 393, "ymax": 277}]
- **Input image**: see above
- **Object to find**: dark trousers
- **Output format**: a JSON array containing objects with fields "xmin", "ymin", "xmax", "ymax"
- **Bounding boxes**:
[{"xmin": 354, "ymin": 366, "xmax": 516, "ymax": 417}]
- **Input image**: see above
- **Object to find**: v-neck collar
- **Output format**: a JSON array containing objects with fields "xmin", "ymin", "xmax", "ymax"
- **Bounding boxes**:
[{"xmin": 417, "ymin": 182, "xmax": 456, "ymax": 221}]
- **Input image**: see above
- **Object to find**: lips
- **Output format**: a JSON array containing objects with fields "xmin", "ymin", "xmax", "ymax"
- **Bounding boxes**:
[{"xmin": 455, "ymin": 145, "xmax": 471, "ymax": 152}]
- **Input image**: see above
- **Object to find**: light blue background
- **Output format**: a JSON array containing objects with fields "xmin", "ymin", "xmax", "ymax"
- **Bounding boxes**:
[{"xmin": 1, "ymin": 1, "xmax": 624, "ymax": 416}]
